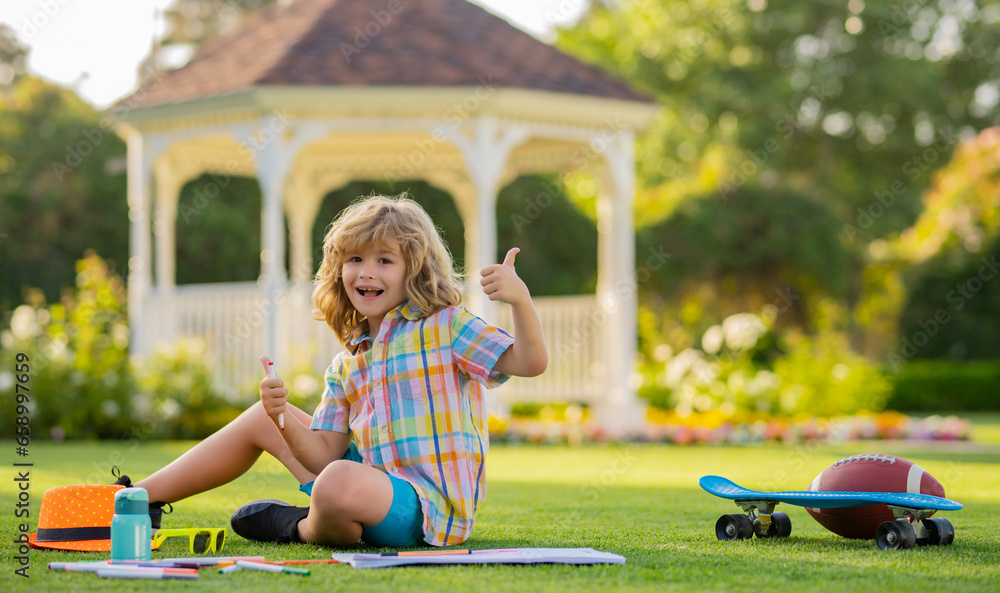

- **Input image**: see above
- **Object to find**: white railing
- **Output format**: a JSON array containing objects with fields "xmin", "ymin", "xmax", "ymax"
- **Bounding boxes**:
[
  {"xmin": 143, "ymin": 284, "xmax": 602, "ymax": 404},
  {"xmin": 493, "ymin": 296, "xmax": 603, "ymax": 404}
]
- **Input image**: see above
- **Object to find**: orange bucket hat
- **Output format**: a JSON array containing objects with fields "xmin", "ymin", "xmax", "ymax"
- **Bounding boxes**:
[{"xmin": 28, "ymin": 484, "xmax": 161, "ymax": 552}]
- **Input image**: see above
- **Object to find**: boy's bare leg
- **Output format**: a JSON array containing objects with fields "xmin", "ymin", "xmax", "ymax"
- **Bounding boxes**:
[
  {"xmin": 134, "ymin": 401, "xmax": 316, "ymax": 503},
  {"xmin": 297, "ymin": 460, "xmax": 395, "ymax": 546}
]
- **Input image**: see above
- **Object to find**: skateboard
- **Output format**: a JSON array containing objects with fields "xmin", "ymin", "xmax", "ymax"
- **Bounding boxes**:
[{"xmin": 700, "ymin": 475, "xmax": 963, "ymax": 550}]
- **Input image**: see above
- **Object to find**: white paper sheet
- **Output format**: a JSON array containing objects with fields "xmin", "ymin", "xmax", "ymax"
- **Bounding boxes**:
[{"xmin": 330, "ymin": 547, "xmax": 626, "ymax": 569}]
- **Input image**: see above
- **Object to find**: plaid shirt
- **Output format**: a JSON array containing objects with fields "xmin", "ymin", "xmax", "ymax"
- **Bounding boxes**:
[{"xmin": 311, "ymin": 302, "xmax": 513, "ymax": 546}]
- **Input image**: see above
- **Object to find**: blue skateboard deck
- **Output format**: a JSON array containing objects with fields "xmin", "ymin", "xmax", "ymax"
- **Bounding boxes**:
[
  {"xmin": 701, "ymin": 475, "xmax": 962, "ymax": 549},
  {"xmin": 700, "ymin": 475, "xmax": 963, "ymax": 511}
]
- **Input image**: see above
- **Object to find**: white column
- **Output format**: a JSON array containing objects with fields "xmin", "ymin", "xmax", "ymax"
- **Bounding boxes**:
[
  {"xmin": 442, "ymin": 117, "xmax": 530, "ymax": 324},
  {"xmin": 242, "ymin": 121, "xmax": 295, "ymax": 362},
  {"xmin": 152, "ymin": 159, "xmax": 189, "ymax": 294},
  {"xmin": 258, "ymin": 161, "xmax": 288, "ymax": 290},
  {"xmin": 126, "ymin": 130, "xmax": 156, "ymax": 357},
  {"xmin": 259, "ymin": 154, "xmax": 288, "ymax": 362},
  {"xmin": 150, "ymin": 159, "xmax": 185, "ymax": 348},
  {"xmin": 594, "ymin": 130, "xmax": 645, "ymax": 428}
]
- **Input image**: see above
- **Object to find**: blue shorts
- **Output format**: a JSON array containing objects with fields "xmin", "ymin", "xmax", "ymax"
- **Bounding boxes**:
[{"xmin": 299, "ymin": 442, "xmax": 425, "ymax": 548}]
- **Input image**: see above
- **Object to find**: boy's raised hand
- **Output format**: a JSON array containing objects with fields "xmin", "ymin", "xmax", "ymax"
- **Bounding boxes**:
[
  {"xmin": 258, "ymin": 355, "xmax": 287, "ymax": 424},
  {"xmin": 482, "ymin": 248, "xmax": 549, "ymax": 378},
  {"xmin": 480, "ymin": 247, "xmax": 530, "ymax": 305}
]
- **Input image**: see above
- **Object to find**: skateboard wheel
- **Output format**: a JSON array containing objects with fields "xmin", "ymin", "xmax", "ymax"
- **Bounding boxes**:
[
  {"xmin": 716, "ymin": 514, "xmax": 754, "ymax": 541},
  {"xmin": 922, "ymin": 518, "xmax": 955, "ymax": 546},
  {"xmin": 754, "ymin": 511, "xmax": 792, "ymax": 538},
  {"xmin": 876, "ymin": 520, "xmax": 917, "ymax": 550}
]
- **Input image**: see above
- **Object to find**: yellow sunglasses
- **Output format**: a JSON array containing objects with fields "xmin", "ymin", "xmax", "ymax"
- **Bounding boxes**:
[{"xmin": 151, "ymin": 528, "xmax": 226, "ymax": 554}]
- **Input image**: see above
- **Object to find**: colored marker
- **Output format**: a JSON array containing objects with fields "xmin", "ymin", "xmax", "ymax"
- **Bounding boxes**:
[
  {"xmin": 109, "ymin": 559, "xmax": 208, "ymax": 568},
  {"xmin": 267, "ymin": 361, "xmax": 284, "ymax": 430},
  {"xmin": 49, "ymin": 561, "xmax": 110, "ymax": 572},
  {"xmin": 236, "ymin": 560, "xmax": 309, "ymax": 576},
  {"xmin": 220, "ymin": 564, "xmax": 242, "ymax": 574},
  {"xmin": 150, "ymin": 556, "xmax": 265, "ymax": 567},
  {"xmin": 97, "ymin": 567, "xmax": 199, "ymax": 580}
]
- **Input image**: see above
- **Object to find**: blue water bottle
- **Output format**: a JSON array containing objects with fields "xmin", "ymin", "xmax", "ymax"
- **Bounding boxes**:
[{"xmin": 110, "ymin": 487, "xmax": 152, "ymax": 561}]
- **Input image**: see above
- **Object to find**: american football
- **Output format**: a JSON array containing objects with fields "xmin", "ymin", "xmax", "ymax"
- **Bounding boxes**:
[{"xmin": 804, "ymin": 453, "xmax": 946, "ymax": 539}]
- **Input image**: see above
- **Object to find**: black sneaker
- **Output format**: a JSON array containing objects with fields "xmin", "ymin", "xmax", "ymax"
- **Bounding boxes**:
[
  {"xmin": 230, "ymin": 499, "xmax": 308, "ymax": 544},
  {"xmin": 149, "ymin": 501, "xmax": 172, "ymax": 530},
  {"xmin": 111, "ymin": 466, "xmax": 131, "ymax": 487}
]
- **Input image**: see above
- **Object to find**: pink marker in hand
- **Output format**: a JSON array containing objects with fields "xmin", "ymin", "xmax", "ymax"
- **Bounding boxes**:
[{"xmin": 266, "ymin": 361, "xmax": 284, "ymax": 430}]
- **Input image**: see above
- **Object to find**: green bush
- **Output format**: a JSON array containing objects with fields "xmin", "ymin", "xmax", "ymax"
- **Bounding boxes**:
[
  {"xmin": 639, "ymin": 312, "xmax": 785, "ymax": 415},
  {"xmin": 888, "ymin": 359, "xmax": 1000, "ymax": 412},
  {"xmin": 0, "ymin": 253, "xmax": 136, "ymax": 439},
  {"xmin": 772, "ymin": 331, "xmax": 893, "ymax": 416},
  {"xmin": 0, "ymin": 252, "xmax": 251, "ymax": 441},
  {"xmin": 639, "ymin": 311, "xmax": 893, "ymax": 417},
  {"xmin": 131, "ymin": 339, "xmax": 248, "ymax": 440}
]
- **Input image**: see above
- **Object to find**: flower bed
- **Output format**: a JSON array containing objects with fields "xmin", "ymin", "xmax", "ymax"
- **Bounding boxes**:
[{"xmin": 488, "ymin": 409, "xmax": 971, "ymax": 445}]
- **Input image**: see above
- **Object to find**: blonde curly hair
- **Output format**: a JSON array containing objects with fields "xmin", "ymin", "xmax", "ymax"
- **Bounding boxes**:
[{"xmin": 312, "ymin": 194, "xmax": 464, "ymax": 344}]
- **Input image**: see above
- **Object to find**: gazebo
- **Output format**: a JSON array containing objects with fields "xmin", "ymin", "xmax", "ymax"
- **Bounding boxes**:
[{"xmin": 112, "ymin": 0, "xmax": 658, "ymax": 426}]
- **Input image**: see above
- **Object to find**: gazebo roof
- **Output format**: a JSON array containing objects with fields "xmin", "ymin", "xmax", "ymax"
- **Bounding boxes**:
[{"xmin": 125, "ymin": 0, "xmax": 650, "ymax": 110}]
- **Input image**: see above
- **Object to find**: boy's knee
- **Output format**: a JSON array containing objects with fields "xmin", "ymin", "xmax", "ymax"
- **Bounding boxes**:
[
  {"xmin": 240, "ymin": 400, "xmax": 264, "ymax": 416},
  {"xmin": 311, "ymin": 461, "xmax": 360, "ymax": 514},
  {"xmin": 236, "ymin": 400, "xmax": 268, "ymax": 425}
]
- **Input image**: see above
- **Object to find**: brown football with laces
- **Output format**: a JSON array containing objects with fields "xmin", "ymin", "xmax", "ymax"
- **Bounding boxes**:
[{"xmin": 805, "ymin": 454, "xmax": 945, "ymax": 539}]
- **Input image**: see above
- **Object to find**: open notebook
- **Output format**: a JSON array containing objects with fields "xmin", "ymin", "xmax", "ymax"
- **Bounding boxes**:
[{"xmin": 331, "ymin": 547, "xmax": 626, "ymax": 569}]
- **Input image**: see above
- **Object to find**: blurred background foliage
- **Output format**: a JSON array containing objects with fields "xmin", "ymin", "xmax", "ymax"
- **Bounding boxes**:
[
  {"xmin": 554, "ymin": 0, "xmax": 1000, "ymax": 417},
  {"xmin": 1, "ymin": 0, "xmax": 999, "ymax": 438},
  {"xmin": 2, "ymin": 254, "xmax": 138, "ymax": 439},
  {"xmin": 0, "ymin": 253, "xmax": 245, "ymax": 440}
]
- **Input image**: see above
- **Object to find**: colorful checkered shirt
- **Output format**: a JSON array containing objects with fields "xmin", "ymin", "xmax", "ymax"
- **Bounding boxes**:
[{"xmin": 310, "ymin": 301, "xmax": 513, "ymax": 546}]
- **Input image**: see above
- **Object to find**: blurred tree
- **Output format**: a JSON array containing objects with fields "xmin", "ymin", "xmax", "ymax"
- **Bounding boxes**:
[
  {"xmin": 894, "ymin": 127, "xmax": 1000, "ymax": 359},
  {"xmin": 143, "ymin": 0, "xmax": 276, "ymax": 75},
  {"xmin": 558, "ymin": 0, "xmax": 1000, "ymax": 354},
  {"xmin": 0, "ymin": 23, "xmax": 28, "ymax": 86},
  {"xmin": 896, "ymin": 237, "xmax": 1000, "ymax": 360},
  {"xmin": 0, "ymin": 75, "xmax": 128, "ymax": 316},
  {"xmin": 174, "ymin": 174, "xmax": 263, "ymax": 285},
  {"xmin": 559, "ymin": 0, "xmax": 1000, "ymax": 236},
  {"xmin": 895, "ymin": 128, "xmax": 1000, "ymax": 268},
  {"xmin": 638, "ymin": 184, "xmax": 856, "ymax": 341},
  {"xmin": 497, "ymin": 175, "xmax": 598, "ymax": 296}
]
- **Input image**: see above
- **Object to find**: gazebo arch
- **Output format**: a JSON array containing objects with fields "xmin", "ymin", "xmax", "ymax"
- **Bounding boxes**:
[{"xmin": 113, "ymin": 0, "xmax": 658, "ymax": 427}]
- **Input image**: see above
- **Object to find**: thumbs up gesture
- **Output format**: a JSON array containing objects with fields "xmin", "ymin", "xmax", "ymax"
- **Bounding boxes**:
[{"xmin": 480, "ymin": 247, "xmax": 530, "ymax": 305}]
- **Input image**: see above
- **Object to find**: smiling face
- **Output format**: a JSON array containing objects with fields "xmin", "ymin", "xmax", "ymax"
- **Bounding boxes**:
[{"xmin": 341, "ymin": 241, "xmax": 408, "ymax": 336}]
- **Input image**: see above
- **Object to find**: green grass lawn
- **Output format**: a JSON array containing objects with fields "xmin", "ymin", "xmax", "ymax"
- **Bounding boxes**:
[{"xmin": 2, "ymin": 439, "xmax": 999, "ymax": 592}]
